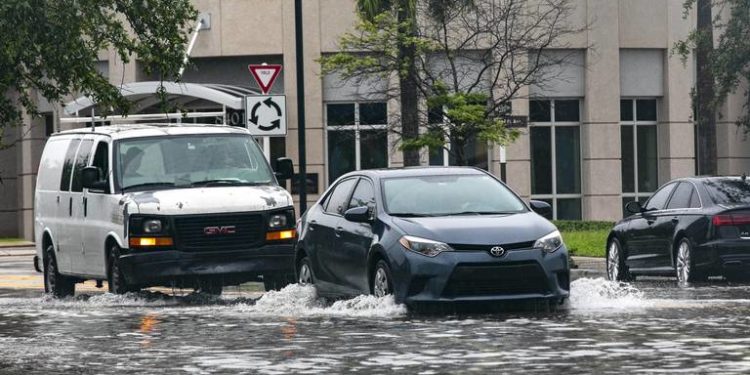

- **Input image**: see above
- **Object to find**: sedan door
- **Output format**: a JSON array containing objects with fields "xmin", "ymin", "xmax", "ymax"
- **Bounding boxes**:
[
  {"xmin": 310, "ymin": 178, "xmax": 358, "ymax": 292},
  {"xmin": 661, "ymin": 182, "xmax": 702, "ymax": 267},
  {"xmin": 331, "ymin": 178, "xmax": 376, "ymax": 293},
  {"xmin": 625, "ymin": 182, "xmax": 677, "ymax": 271}
]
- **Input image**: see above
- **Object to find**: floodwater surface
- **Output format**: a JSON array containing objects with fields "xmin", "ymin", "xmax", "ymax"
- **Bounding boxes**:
[{"xmin": 2, "ymin": 278, "xmax": 750, "ymax": 374}]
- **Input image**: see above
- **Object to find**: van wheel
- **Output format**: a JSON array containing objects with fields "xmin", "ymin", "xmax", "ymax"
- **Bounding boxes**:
[
  {"xmin": 264, "ymin": 274, "xmax": 294, "ymax": 291},
  {"xmin": 108, "ymin": 245, "xmax": 137, "ymax": 294},
  {"xmin": 44, "ymin": 245, "xmax": 75, "ymax": 298}
]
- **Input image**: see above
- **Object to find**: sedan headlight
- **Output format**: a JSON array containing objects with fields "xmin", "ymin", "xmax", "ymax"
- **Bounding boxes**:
[
  {"xmin": 399, "ymin": 235, "xmax": 454, "ymax": 257},
  {"xmin": 143, "ymin": 219, "xmax": 163, "ymax": 234},
  {"xmin": 534, "ymin": 230, "xmax": 563, "ymax": 253}
]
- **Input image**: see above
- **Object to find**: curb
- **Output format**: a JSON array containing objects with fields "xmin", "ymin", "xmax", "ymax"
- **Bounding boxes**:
[
  {"xmin": 0, "ymin": 243, "xmax": 34, "ymax": 249},
  {"xmin": 571, "ymin": 269, "xmax": 606, "ymax": 281},
  {"xmin": 0, "ymin": 250, "xmax": 36, "ymax": 257}
]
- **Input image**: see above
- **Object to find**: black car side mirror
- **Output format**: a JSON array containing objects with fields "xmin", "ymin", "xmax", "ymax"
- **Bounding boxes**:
[
  {"xmin": 625, "ymin": 200, "xmax": 644, "ymax": 214},
  {"xmin": 344, "ymin": 206, "xmax": 372, "ymax": 223},
  {"xmin": 81, "ymin": 166, "xmax": 108, "ymax": 191},
  {"xmin": 530, "ymin": 200, "xmax": 552, "ymax": 219},
  {"xmin": 274, "ymin": 157, "xmax": 294, "ymax": 181}
]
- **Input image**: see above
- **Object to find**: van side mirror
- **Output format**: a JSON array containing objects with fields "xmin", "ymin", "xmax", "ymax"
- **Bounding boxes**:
[
  {"xmin": 625, "ymin": 200, "xmax": 643, "ymax": 214},
  {"xmin": 344, "ymin": 206, "xmax": 372, "ymax": 223},
  {"xmin": 81, "ymin": 166, "xmax": 108, "ymax": 191},
  {"xmin": 530, "ymin": 200, "xmax": 552, "ymax": 219},
  {"xmin": 274, "ymin": 157, "xmax": 294, "ymax": 181}
]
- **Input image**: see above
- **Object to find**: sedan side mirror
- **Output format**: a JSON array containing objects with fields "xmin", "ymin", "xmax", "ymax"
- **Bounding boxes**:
[
  {"xmin": 625, "ymin": 200, "xmax": 643, "ymax": 214},
  {"xmin": 344, "ymin": 206, "xmax": 372, "ymax": 223},
  {"xmin": 81, "ymin": 166, "xmax": 108, "ymax": 191},
  {"xmin": 274, "ymin": 157, "xmax": 294, "ymax": 181},
  {"xmin": 530, "ymin": 200, "xmax": 552, "ymax": 219}
]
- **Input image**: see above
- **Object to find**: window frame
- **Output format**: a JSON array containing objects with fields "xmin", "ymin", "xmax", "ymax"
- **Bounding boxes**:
[
  {"xmin": 325, "ymin": 102, "xmax": 389, "ymax": 185},
  {"xmin": 621, "ymin": 98, "xmax": 659, "ymax": 208},
  {"xmin": 529, "ymin": 98, "xmax": 583, "ymax": 220}
]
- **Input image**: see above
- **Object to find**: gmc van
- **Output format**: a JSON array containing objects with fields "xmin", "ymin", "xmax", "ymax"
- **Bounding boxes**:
[{"xmin": 34, "ymin": 124, "xmax": 297, "ymax": 298}]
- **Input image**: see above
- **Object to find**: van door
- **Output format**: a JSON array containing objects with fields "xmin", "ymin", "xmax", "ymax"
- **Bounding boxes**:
[
  {"xmin": 34, "ymin": 138, "xmax": 71, "ymax": 260},
  {"xmin": 68, "ymin": 137, "xmax": 95, "ymax": 275},
  {"xmin": 55, "ymin": 138, "xmax": 82, "ymax": 273},
  {"xmin": 81, "ymin": 138, "xmax": 112, "ymax": 278}
]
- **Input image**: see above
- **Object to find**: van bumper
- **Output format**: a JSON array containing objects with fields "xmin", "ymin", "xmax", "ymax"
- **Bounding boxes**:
[{"xmin": 118, "ymin": 244, "xmax": 295, "ymax": 287}]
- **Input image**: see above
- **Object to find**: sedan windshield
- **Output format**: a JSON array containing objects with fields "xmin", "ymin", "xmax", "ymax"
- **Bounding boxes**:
[
  {"xmin": 116, "ymin": 135, "xmax": 274, "ymax": 192},
  {"xmin": 383, "ymin": 174, "xmax": 527, "ymax": 216},
  {"xmin": 704, "ymin": 178, "xmax": 750, "ymax": 205}
]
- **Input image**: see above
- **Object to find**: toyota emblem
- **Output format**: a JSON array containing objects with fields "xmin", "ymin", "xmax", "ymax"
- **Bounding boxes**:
[{"xmin": 490, "ymin": 246, "xmax": 506, "ymax": 257}]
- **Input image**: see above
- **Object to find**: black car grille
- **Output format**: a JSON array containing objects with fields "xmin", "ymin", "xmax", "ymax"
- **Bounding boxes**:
[
  {"xmin": 443, "ymin": 261, "xmax": 550, "ymax": 297},
  {"xmin": 449, "ymin": 241, "xmax": 536, "ymax": 252},
  {"xmin": 174, "ymin": 213, "xmax": 265, "ymax": 252}
]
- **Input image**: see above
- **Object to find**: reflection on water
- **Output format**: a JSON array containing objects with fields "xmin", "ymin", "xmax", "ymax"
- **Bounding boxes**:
[{"xmin": 1, "ymin": 279, "xmax": 750, "ymax": 373}]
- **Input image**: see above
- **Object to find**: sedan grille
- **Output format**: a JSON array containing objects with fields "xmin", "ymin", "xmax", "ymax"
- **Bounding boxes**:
[
  {"xmin": 449, "ymin": 241, "xmax": 536, "ymax": 252},
  {"xmin": 443, "ymin": 261, "xmax": 550, "ymax": 297},
  {"xmin": 174, "ymin": 213, "xmax": 264, "ymax": 252}
]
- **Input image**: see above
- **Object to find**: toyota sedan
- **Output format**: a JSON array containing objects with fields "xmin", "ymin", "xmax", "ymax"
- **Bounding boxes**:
[{"xmin": 294, "ymin": 167, "xmax": 570, "ymax": 308}]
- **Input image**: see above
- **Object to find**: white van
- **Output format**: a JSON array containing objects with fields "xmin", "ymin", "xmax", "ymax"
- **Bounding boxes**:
[{"xmin": 34, "ymin": 124, "xmax": 297, "ymax": 298}]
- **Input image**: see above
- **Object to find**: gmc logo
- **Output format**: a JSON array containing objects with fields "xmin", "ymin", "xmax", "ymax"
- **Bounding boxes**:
[{"xmin": 203, "ymin": 226, "xmax": 237, "ymax": 236}]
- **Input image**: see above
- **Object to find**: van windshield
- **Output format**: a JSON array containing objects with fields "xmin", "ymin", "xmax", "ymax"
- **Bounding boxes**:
[{"xmin": 116, "ymin": 135, "xmax": 274, "ymax": 192}]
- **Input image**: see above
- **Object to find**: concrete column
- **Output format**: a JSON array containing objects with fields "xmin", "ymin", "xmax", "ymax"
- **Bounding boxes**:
[
  {"xmin": 0, "ymin": 112, "xmax": 19, "ymax": 237},
  {"xmin": 582, "ymin": 0, "xmax": 622, "ymax": 221},
  {"xmin": 661, "ymin": 1, "xmax": 696, "ymax": 180},
  {"xmin": 16, "ymin": 108, "xmax": 46, "ymax": 241}
]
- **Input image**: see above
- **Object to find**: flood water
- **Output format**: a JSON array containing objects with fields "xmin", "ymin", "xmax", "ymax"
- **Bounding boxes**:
[{"xmin": 2, "ymin": 278, "xmax": 750, "ymax": 374}]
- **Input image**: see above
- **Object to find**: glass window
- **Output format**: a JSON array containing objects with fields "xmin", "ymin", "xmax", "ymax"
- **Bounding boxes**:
[
  {"xmin": 530, "ymin": 127, "xmax": 552, "ymax": 195},
  {"xmin": 326, "ymin": 103, "xmax": 355, "ymax": 126},
  {"xmin": 90, "ymin": 141, "xmax": 110, "ymax": 193},
  {"xmin": 326, "ymin": 102, "xmax": 389, "ymax": 184},
  {"xmin": 636, "ymin": 99, "xmax": 657, "ymax": 121},
  {"xmin": 71, "ymin": 140, "xmax": 94, "ymax": 193},
  {"xmin": 448, "ymin": 135, "xmax": 489, "ymax": 171},
  {"xmin": 383, "ymin": 174, "xmax": 526, "ymax": 216},
  {"xmin": 59, "ymin": 139, "xmax": 81, "ymax": 192},
  {"xmin": 620, "ymin": 100, "xmax": 633, "ymax": 121},
  {"xmin": 530, "ymin": 99, "xmax": 581, "ymax": 220},
  {"xmin": 360, "ymin": 103, "xmax": 387, "ymax": 125},
  {"xmin": 644, "ymin": 183, "xmax": 676, "ymax": 211},
  {"xmin": 348, "ymin": 179, "xmax": 375, "ymax": 210},
  {"xmin": 554, "ymin": 100, "xmax": 580, "ymax": 122},
  {"xmin": 689, "ymin": 189, "xmax": 701, "ymax": 208},
  {"xmin": 704, "ymin": 178, "xmax": 750, "ymax": 205},
  {"xmin": 621, "ymin": 99, "xmax": 659, "ymax": 215},
  {"xmin": 428, "ymin": 105, "xmax": 443, "ymax": 124},
  {"xmin": 325, "ymin": 178, "xmax": 357, "ymax": 215},
  {"xmin": 621, "ymin": 125, "xmax": 635, "ymax": 193},
  {"xmin": 667, "ymin": 182, "xmax": 694, "ymax": 210},
  {"xmin": 530, "ymin": 100, "xmax": 551, "ymax": 122}
]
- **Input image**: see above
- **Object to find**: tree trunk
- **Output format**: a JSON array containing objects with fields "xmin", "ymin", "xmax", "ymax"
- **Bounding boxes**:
[
  {"xmin": 696, "ymin": 0, "xmax": 717, "ymax": 175},
  {"xmin": 397, "ymin": 1, "xmax": 421, "ymax": 167},
  {"xmin": 451, "ymin": 137, "xmax": 467, "ymax": 166}
]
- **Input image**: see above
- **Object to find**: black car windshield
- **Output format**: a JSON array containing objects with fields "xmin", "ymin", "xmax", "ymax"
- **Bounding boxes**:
[
  {"xmin": 383, "ymin": 174, "xmax": 527, "ymax": 216},
  {"xmin": 117, "ymin": 135, "xmax": 274, "ymax": 191},
  {"xmin": 704, "ymin": 178, "xmax": 750, "ymax": 205}
]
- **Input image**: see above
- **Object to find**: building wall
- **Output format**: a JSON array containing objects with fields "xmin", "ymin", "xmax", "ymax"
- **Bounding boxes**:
[{"xmin": 6, "ymin": 0, "xmax": 750, "ymax": 240}]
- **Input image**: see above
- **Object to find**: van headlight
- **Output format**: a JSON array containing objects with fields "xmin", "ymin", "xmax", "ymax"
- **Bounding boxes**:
[
  {"xmin": 143, "ymin": 219, "xmax": 163, "ymax": 234},
  {"xmin": 399, "ymin": 235, "xmax": 454, "ymax": 257},
  {"xmin": 534, "ymin": 230, "xmax": 563, "ymax": 253},
  {"xmin": 269, "ymin": 213, "xmax": 290, "ymax": 229}
]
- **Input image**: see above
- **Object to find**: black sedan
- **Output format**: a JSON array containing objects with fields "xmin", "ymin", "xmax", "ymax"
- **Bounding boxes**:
[
  {"xmin": 294, "ymin": 167, "xmax": 570, "ymax": 308},
  {"xmin": 608, "ymin": 176, "xmax": 750, "ymax": 283}
]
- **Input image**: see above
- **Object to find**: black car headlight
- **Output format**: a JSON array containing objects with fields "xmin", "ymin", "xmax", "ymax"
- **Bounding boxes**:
[
  {"xmin": 534, "ymin": 230, "xmax": 563, "ymax": 253},
  {"xmin": 399, "ymin": 235, "xmax": 454, "ymax": 257}
]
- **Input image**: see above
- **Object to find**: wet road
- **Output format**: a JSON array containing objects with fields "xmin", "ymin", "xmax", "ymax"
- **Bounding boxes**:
[{"xmin": 2, "ymin": 256, "xmax": 750, "ymax": 374}]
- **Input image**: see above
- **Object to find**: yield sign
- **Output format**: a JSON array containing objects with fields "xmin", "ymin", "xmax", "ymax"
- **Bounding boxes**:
[{"xmin": 248, "ymin": 64, "xmax": 282, "ymax": 94}]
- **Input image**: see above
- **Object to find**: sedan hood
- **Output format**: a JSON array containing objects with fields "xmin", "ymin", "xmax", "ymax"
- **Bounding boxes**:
[
  {"xmin": 123, "ymin": 185, "xmax": 293, "ymax": 215},
  {"xmin": 390, "ymin": 212, "xmax": 557, "ymax": 245}
]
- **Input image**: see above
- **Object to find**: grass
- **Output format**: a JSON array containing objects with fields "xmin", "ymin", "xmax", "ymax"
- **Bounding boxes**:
[
  {"xmin": 0, "ymin": 238, "xmax": 31, "ymax": 245},
  {"xmin": 553, "ymin": 221, "xmax": 613, "ymax": 258}
]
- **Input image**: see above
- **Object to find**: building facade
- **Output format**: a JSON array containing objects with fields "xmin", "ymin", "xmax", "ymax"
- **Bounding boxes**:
[{"xmin": 2, "ymin": 0, "xmax": 750, "ymax": 240}]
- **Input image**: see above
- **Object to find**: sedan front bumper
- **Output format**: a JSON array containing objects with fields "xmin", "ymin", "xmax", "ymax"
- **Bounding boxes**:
[{"xmin": 393, "ymin": 246, "xmax": 570, "ymax": 305}]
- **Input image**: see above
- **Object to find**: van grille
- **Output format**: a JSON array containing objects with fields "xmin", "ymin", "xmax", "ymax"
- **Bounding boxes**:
[
  {"xmin": 443, "ymin": 261, "xmax": 550, "ymax": 297},
  {"xmin": 174, "ymin": 213, "xmax": 264, "ymax": 252}
]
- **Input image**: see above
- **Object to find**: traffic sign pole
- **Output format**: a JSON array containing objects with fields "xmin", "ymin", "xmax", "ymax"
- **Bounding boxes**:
[{"xmin": 295, "ymin": 0, "xmax": 307, "ymax": 214}]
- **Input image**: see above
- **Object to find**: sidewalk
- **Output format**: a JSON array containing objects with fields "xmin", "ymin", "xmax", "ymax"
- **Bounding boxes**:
[
  {"xmin": 570, "ymin": 256, "xmax": 605, "ymax": 280},
  {"xmin": 0, "ymin": 245, "xmax": 36, "ymax": 257}
]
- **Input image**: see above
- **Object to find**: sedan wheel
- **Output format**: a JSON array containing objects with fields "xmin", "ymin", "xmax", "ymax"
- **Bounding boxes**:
[
  {"xmin": 607, "ymin": 238, "xmax": 632, "ymax": 282},
  {"xmin": 297, "ymin": 258, "xmax": 313, "ymax": 285},
  {"xmin": 676, "ymin": 239, "xmax": 693, "ymax": 284},
  {"xmin": 372, "ymin": 261, "xmax": 393, "ymax": 298}
]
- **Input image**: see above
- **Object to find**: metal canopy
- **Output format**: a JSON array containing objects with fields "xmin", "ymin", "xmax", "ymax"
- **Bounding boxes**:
[{"xmin": 61, "ymin": 81, "xmax": 261, "ymax": 123}]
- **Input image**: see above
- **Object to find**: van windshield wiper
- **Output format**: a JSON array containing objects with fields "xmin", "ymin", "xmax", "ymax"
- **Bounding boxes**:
[
  {"xmin": 189, "ymin": 179, "xmax": 272, "ymax": 187},
  {"xmin": 389, "ymin": 213, "xmax": 437, "ymax": 217},
  {"xmin": 122, "ymin": 182, "xmax": 176, "ymax": 192}
]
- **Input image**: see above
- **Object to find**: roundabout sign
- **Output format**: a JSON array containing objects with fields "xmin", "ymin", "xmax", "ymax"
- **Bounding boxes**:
[{"xmin": 245, "ymin": 95, "xmax": 286, "ymax": 136}]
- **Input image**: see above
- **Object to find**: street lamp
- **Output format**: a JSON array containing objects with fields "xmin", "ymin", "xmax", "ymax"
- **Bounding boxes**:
[{"xmin": 294, "ymin": 0, "xmax": 308, "ymax": 214}]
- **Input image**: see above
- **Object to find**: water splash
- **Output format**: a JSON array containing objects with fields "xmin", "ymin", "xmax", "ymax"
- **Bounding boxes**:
[{"xmin": 569, "ymin": 277, "xmax": 650, "ymax": 312}]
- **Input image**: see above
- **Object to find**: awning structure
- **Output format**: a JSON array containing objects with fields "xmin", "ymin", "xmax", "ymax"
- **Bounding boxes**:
[{"xmin": 61, "ymin": 81, "xmax": 260, "ymax": 124}]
